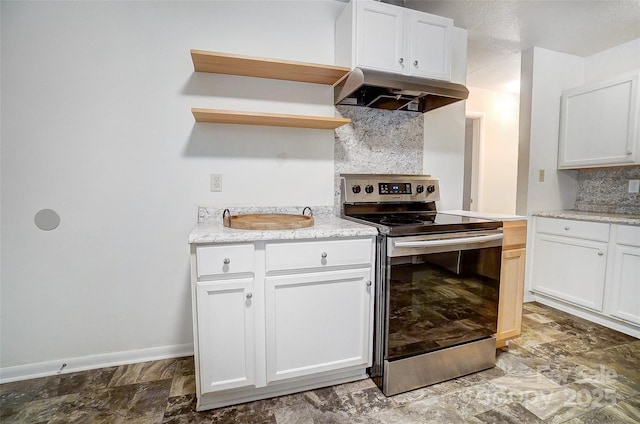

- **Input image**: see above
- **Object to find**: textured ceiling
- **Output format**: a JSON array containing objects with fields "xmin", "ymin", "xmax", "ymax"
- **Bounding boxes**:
[{"xmin": 392, "ymin": 0, "xmax": 640, "ymax": 92}]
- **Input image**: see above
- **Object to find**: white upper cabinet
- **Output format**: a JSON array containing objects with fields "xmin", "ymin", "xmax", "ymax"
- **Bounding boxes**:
[
  {"xmin": 356, "ymin": 1, "xmax": 405, "ymax": 74},
  {"xmin": 406, "ymin": 11, "xmax": 451, "ymax": 79},
  {"xmin": 558, "ymin": 72, "xmax": 640, "ymax": 169},
  {"xmin": 337, "ymin": 0, "xmax": 453, "ymax": 81}
]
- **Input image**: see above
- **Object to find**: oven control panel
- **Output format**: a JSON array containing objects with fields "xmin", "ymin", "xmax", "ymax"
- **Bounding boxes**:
[{"xmin": 341, "ymin": 174, "xmax": 440, "ymax": 203}]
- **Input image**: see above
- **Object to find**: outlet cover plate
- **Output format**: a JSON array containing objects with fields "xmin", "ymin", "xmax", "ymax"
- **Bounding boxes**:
[{"xmin": 210, "ymin": 174, "xmax": 222, "ymax": 192}]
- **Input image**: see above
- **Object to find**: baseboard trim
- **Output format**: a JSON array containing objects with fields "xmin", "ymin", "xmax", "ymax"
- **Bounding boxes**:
[{"xmin": 0, "ymin": 343, "xmax": 194, "ymax": 384}]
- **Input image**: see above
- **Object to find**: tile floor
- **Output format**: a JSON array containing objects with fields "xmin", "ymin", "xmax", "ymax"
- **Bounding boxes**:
[{"xmin": 1, "ymin": 302, "xmax": 639, "ymax": 423}]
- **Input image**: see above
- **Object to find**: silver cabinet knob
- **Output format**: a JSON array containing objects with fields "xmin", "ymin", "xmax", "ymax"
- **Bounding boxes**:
[
  {"xmin": 398, "ymin": 57, "xmax": 404, "ymax": 65},
  {"xmin": 366, "ymin": 281, "xmax": 372, "ymax": 287},
  {"xmin": 413, "ymin": 60, "xmax": 418, "ymax": 67},
  {"xmin": 246, "ymin": 292, "xmax": 253, "ymax": 299},
  {"xmin": 321, "ymin": 252, "xmax": 328, "ymax": 259},
  {"xmin": 627, "ymin": 150, "xmax": 633, "ymax": 155},
  {"xmin": 223, "ymin": 258, "xmax": 230, "ymax": 264},
  {"xmin": 564, "ymin": 226, "xmax": 570, "ymax": 231},
  {"xmin": 597, "ymin": 251, "xmax": 604, "ymax": 256}
]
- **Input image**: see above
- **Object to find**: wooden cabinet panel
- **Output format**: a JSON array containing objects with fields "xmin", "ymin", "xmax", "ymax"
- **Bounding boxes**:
[
  {"xmin": 496, "ymin": 220, "xmax": 526, "ymax": 348},
  {"xmin": 502, "ymin": 220, "xmax": 527, "ymax": 250},
  {"xmin": 497, "ymin": 248, "xmax": 526, "ymax": 347}
]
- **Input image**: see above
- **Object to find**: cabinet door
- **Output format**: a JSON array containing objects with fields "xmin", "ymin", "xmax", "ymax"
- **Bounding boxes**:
[
  {"xmin": 196, "ymin": 278, "xmax": 255, "ymax": 394},
  {"xmin": 496, "ymin": 248, "xmax": 526, "ymax": 347},
  {"xmin": 356, "ymin": 0, "xmax": 405, "ymax": 73},
  {"xmin": 608, "ymin": 244, "xmax": 640, "ymax": 325},
  {"xmin": 407, "ymin": 12, "xmax": 452, "ymax": 80},
  {"xmin": 558, "ymin": 72, "xmax": 639, "ymax": 169},
  {"xmin": 531, "ymin": 234, "xmax": 607, "ymax": 311},
  {"xmin": 264, "ymin": 268, "xmax": 373, "ymax": 383}
]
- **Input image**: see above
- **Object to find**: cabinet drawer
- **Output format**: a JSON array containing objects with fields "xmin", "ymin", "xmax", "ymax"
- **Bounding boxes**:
[
  {"xmin": 502, "ymin": 220, "xmax": 527, "ymax": 250},
  {"xmin": 196, "ymin": 244, "xmax": 254, "ymax": 278},
  {"xmin": 536, "ymin": 217, "xmax": 609, "ymax": 242},
  {"xmin": 266, "ymin": 238, "xmax": 373, "ymax": 272},
  {"xmin": 615, "ymin": 225, "xmax": 640, "ymax": 247}
]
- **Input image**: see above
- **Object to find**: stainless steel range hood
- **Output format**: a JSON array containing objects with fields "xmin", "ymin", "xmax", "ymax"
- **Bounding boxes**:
[{"xmin": 334, "ymin": 68, "xmax": 469, "ymax": 113}]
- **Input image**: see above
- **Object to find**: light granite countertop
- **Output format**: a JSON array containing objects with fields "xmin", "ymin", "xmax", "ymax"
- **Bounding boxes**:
[
  {"xmin": 189, "ymin": 206, "xmax": 377, "ymax": 244},
  {"xmin": 532, "ymin": 210, "xmax": 640, "ymax": 226}
]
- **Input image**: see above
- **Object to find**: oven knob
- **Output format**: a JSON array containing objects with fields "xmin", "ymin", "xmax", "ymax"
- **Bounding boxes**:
[
  {"xmin": 365, "ymin": 184, "xmax": 374, "ymax": 194},
  {"xmin": 427, "ymin": 185, "xmax": 436, "ymax": 193},
  {"xmin": 352, "ymin": 185, "xmax": 361, "ymax": 194},
  {"xmin": 416, "ymin": 185, "xmax": 424, "ymax": 193}
]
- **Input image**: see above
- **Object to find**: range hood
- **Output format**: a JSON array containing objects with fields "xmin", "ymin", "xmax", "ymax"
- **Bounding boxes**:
[{"xmin": 334, "ymin": 68, "xmax": 469, "ymax": 113}]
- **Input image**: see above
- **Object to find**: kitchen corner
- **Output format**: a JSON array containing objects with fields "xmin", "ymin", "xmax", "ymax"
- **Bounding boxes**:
[{"xmin": 527, "ymin": 208, "xmax": 640, "ymax": 341}]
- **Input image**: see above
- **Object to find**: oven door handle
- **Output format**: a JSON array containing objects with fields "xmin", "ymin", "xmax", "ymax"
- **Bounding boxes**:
[{"xmin": 392, "ymin": 233, "xmax": 503, "ymax": 248}]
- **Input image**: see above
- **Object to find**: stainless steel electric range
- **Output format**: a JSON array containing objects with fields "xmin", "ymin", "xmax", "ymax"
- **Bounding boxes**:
[{"xmin": 340, "ymin": 174, "xmax": 503, "ymax": 396}]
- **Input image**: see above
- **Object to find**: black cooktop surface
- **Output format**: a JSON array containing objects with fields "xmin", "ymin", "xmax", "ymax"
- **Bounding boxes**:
[{"xmin": 348, "ymin": 212, "xmax": 501, "ymax": 236}]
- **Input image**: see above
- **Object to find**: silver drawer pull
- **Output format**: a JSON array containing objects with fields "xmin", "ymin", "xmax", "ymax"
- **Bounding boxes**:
[
  {"xmin": 597, "ymin": 251, "xmax": 604, "ymax": 256},
  {"xmin": 246, "ymin": 292, "xmax": 253, "ymax": 299},
  {"xmin": 564, "ymin": 226, "xmax": 570, "ymax": 231},
  {"xmin": 223, "ymin": 258, "xmax": 230, "ymax": 265},
  {"xmin": 321, "ymin": 252, "xmax": 328, "ymax": 259},
  {"xmin": 399, "ymin": 57, "xmax": 404, "ymax": 65},
  {"xmin": 366, "ymin": 281, "xmax": 372, "ymax": 287},
  {"xmin": 413, "ymin": 60, "xmax": 418, "ymax": 67}
]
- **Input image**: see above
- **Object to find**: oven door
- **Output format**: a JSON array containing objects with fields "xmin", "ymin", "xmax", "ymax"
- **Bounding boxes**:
[{"xmin": 384, "ymin": 230, "xmax": 503, "ymax": 361}]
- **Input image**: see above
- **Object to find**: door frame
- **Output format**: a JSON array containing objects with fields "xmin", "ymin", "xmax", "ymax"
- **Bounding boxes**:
[{"xmin": 464, "ymin": 112, "xmax": 485, "ymax": 211}]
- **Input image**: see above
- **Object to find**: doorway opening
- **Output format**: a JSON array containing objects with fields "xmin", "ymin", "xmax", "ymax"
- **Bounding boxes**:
[{"xmin": 463, "ymin": 113, "xmax": 483, "ymax": 211}]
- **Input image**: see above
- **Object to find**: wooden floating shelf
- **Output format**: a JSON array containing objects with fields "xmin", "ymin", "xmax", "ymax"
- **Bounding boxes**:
[
  {"xmin": 191, "ymin": 49, "xmax": 351, "ymax": 86},
  {"xmin": 192, "ymin": 108, "xmax": 351, "ymax": 130}
]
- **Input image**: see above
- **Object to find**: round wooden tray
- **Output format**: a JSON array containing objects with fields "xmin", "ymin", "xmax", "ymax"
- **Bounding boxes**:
[{"xmin": 223, "ymin": 212, "xmax": 314, "ymax": 230}]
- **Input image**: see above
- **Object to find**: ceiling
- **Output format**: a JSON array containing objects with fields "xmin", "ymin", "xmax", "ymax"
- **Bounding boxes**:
[{"xmin": 384, "ymin": 0, "xmax": 640, "ymax": 92}]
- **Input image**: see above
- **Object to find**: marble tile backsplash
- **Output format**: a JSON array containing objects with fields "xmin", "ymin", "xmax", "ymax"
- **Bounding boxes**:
[
  {"xmin": 574, "ymin": 166, "xmax": 640, "ymax": 215},
  {"xmin": 334, "ymin": 106, "xmax": 424, "ymax": 209}
]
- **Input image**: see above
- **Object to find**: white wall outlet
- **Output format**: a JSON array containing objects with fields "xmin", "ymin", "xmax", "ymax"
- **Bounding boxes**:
[
  {"xmin": 210, "ymin": 174, "xmax": 222, "ymax": 192},
  {"xmin": 629, "ymin": 179, "xmax": 640, "ymax": 194}
]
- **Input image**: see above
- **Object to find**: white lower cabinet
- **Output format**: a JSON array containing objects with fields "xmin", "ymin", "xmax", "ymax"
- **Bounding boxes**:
[
  {"xmin": 531, "ymin": 233, "xmax": 607, "ymax": 311},
  {"xmin": 529, "ymin": 217, "xmax": 640, "ymax": 337},
  {"xmin": 265, "ymin": 268, "xmax": 372, "ymax": 383},
  {"xmin": 196, "ymin": 277, "xmax": 255, "ymax": 394},
  {"xmin": 606, "ymin": 226, "xmax": 640, "ymax": 325},
  {"xmin": 191, "ymin": 237, "xmax": 375, "ymax": 411}
]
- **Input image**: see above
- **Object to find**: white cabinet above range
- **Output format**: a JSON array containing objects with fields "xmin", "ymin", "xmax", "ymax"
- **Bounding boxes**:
[{"xmin": 335, "ymin": 0, "xmax": 453, "ymax": 81}]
